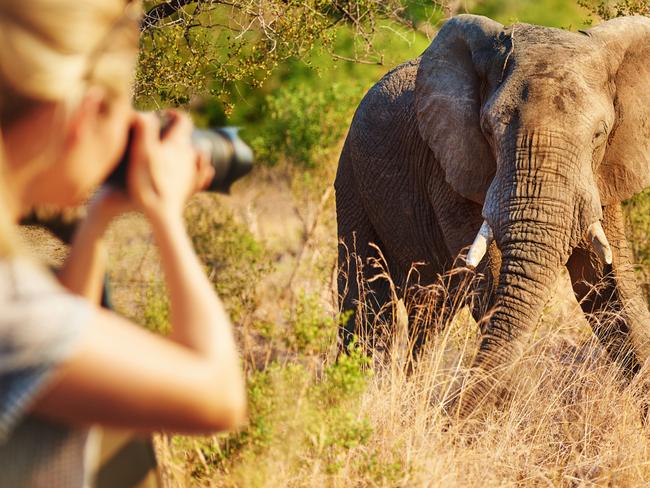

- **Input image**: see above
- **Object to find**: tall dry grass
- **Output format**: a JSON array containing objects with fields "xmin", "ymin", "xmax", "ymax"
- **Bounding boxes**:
[
  {"xmin": 154, "ymin": 256, "xmax": 650, "ymax": 485},
  {"xmin": 310, "ymin": 253, "xmax": 650, "ymax": 487},
  {"xmin": 97, "ymin": 172, "xmax": 650, "ymax": 487}
]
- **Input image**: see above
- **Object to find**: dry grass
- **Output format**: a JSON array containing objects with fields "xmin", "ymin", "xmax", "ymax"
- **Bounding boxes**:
[
  {"xmin": 150, "ymin": 175, "xmax": 650, "ymax": 486},
  {"xmin": 265, "ymin": 259, "xmax": 650, "ymax": 487},
  {"xmin": 24, "ymin": 166, "xmax": 649, "ymax": 487},
  {"xmin": 353, "ymin": 304, "xmax": 650, "ymax": 487}
]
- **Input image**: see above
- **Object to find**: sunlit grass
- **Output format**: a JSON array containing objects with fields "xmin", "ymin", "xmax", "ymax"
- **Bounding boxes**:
[{"xmin": 103, "ymin": 188, "xmax": 650, "ymax": 486}]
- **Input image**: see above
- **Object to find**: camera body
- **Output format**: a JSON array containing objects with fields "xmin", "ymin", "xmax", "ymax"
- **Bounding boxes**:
[{"xmin": 105, "ymin": 124, "xmax": 254, "ymax": 194}]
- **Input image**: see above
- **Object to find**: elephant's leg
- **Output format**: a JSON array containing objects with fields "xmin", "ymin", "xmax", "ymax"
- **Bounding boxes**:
[
  {"xmin": 336, "ymin": 178, "xmax": 394, "ymax": 350},
  {"xmin": 566, "ymin": 204, "xmax": 650, "ymax": 379},
  {"xmin": 337, "ymin": 234, "xmax": 394, "ymax": 350}
]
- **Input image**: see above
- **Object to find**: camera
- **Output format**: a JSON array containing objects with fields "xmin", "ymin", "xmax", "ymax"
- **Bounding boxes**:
[{"xmin": 105, "ymin": 119, "xmax": 254, "ymax": 194}]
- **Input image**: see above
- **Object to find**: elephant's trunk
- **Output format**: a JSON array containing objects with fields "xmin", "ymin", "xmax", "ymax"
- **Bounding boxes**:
[
  {"xmin": 480, "ymin": 222, "xmax": 566, "ymax": 356},
  {"xmin": 461, "ymin": 218, "xmax": 568, "ymax": 411},
  {"xmin": 460, "ymin": 129, "xmax": 595, "ymax": 414}
]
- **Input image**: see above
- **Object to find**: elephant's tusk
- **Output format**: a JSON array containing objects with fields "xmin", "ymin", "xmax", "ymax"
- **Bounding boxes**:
[
  {"xmin": 587, "ymin": 221, "xmax": 613, "ymax": 265},
  {"xmin": 466, "ymin": 220, "xmax": 493, "ymax": 268}
]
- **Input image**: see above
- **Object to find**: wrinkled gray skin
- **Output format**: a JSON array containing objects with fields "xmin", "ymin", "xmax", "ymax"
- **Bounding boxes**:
[{"xmin": 335, "ymin": 14, "xmax": 650, "ymax": 416}]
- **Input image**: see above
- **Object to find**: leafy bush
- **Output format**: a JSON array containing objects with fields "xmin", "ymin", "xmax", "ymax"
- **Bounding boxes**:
[
  {"xmin": 250, "ymin": 83, "xmax": 363, "ymax": 168},
  {"xmin": 283, "ymin": 292, "xmax": 339, "ymax": 355},
  {"xmin": 139, "ymin": 279, "xmax": 170, "ymax": 335},
  {"xmin": 133, "ymin": 194, "xmax": 270, "ymax": 334},
  {"xmin": 623, "ymin": 189, "xmax": 650, "ymax": 303},
  {"xmin": 136, "ymin": 0, "xmax": 411, "ymax": 110},
  {"xmin": 474, "ymin": 0, "xmax": 589, "ymax": 28},
  {"xmin": 184, "ymin": 194, "xmax": 271, "ymax": 321},
  {"xmin": 578, "ymin": 0, "xmax": 649, "ymax": 20},
  {"xmin": 154, "ymin": 282, "xmax": 374, "ymax": 483},
  {"xmin": 165, "ymin": 343, "xmax": 374, "ymax": 485}
]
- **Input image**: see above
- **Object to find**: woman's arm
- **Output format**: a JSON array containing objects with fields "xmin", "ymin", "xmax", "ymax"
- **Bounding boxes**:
[
  {"xmin": 34, "ymin": 210, "xmax": 245, "ymax": 432},
  {"xmin": 32, "ymin": 306, "xmax": 245, "ymax": 433},
  {"xmin": 56, "ymin": 189, "xmax": 128, "ymax": 304},
  {"xmin": 149, "ymin": 211, "xmax": 236, "ymax": 358},
  {"xmin": 32, "ymin": 111, "xmax": 245, "ymax": 432}
]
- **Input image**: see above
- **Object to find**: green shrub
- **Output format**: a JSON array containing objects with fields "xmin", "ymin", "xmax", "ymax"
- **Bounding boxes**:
[
  {"xmin": 623, "ymin": 189, "xmax": 650, "ymax": 303},
  {"xmin": 139, "ymin": 278, "xmax": 171, "ymax": 335},
  {"xmin": 184, "ymin": 194, "xmax": 271, "ymax": 321},
  {"xmin": 131, "ymin": 195, "xmax": 270, "ymax": 335},
  {"xmin": 319, "ymin": 344, "xmax": 372, "ymax": 398},
  {"xmin": 284, "ymin": 292, "xmax": 338, "ymax": 355},
  {"xmin": 578, "ymin": 0, "xmax": 649, "ymax": 20},
  {"xmin": 135, "ymin": 1, "xmax": 412, "ymax": 110},
  {"xmin": 474, "ymin": 0, "xmax": 589, "ymax": 27},
  {"xmin": 250, "ymin": 82, "xmax": 363, "ymax": 168},
  {"xmin": 165, "ymin": 326, "xmax": 374, "ymax": 485}
]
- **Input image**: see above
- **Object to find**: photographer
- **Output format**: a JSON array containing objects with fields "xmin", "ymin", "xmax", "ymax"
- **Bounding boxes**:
[{"xmin": 0, "ymin": 0, "xmax": 246, "ymax": 485}]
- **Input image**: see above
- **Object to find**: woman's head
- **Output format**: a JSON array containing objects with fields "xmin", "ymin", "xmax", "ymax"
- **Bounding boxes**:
[{"xmin": 0, "ymin": 0, "xmax": 140, "ymax": 234}]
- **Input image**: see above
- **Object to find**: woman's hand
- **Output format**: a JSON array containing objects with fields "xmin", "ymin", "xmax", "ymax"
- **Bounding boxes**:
[{"xmin": 126, "ymin": 111, "xmax": 214, "ymax": 222}]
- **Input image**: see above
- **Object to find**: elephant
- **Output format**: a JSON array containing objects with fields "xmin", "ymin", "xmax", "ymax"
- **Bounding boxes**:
[{"xmin": 335, "ymin": 14, "xmax": 650, "ymax": 417}]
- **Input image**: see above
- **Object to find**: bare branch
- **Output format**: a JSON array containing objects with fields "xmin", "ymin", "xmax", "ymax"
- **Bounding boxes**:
[
  {"xmin": 142, "ymin": 0, "xmax": 195, "ymax": 31},
  {"xmin": 331, "ymin": 52, "xmax": 384, "ymax": 65}
]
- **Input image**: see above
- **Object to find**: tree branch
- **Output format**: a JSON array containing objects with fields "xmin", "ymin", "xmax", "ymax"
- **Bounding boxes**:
[{"xmin": 142, "ymin": 0, "xmax": 196, "ymax": 31}]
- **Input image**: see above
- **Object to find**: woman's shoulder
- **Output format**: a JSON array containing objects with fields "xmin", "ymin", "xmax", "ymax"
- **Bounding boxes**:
[
  {"xmin": 0, "ymin": 256, "xmax": 63, "ymax": 298},
  {"xmin": 0, "ymin": 255, "xmax": 93, "ymax": 370}
]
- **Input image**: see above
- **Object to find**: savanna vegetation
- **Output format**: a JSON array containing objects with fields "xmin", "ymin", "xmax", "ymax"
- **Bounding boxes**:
[{"xmin": 35, "ymin": 0, "xmax": 650, "ymax": 485}]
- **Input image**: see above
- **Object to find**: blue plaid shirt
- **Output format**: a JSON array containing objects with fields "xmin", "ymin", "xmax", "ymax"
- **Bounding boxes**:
[{"xmin": 0, "ymin": 257, "xmax": 91, "ymax": 486}]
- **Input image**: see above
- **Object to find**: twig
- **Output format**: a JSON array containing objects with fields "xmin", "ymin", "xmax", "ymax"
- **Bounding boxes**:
[
  {"xmin": 331, "ymin": 53, "xmax": 384, "ymax": 65},
  {"xmin": 285, "ymin": 186, "xmax": 333, "ymax": 296}
]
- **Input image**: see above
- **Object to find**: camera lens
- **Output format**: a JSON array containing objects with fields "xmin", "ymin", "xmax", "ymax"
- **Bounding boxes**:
[
  {"xmin": 104, "ymin": 123, "xmax": 254, "ymax": 194},
  {"xmin": 192, "ymin": 128, "xmax": 254, "ymax": 193}
]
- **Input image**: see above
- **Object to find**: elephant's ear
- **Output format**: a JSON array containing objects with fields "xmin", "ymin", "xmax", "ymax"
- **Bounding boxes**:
[
  {"xmin": 588, "ymin": 16, "xmax": 650, "ymax": 205},
  {"xmin": 415, "ymin": 15, "xmax": 503, "ymax": 204}
]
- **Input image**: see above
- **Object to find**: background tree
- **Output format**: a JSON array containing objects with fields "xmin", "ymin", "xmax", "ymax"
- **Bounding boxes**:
[
  {"xmin": 135, "ymin": 0, "xmax": 417, "ymax": 110},
  {"xmin": 579, "ymin": 0, "xmax": 649, "ymax": 20}
]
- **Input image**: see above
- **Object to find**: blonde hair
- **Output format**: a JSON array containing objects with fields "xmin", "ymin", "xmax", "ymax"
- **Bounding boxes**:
[{"xmin": 0, "ymin": 0, "xmax": 140, "ymax": 256}]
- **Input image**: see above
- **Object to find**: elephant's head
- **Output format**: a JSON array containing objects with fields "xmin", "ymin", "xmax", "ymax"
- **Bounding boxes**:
[{"xmin": 415, "ymin": 15, "xmax": 650, "ymax": 355}]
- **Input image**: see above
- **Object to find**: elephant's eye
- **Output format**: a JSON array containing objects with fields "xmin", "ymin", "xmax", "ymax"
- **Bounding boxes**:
[{"xmin": 593, "ymin": 121, "xmax": 608, "ymax": 146}]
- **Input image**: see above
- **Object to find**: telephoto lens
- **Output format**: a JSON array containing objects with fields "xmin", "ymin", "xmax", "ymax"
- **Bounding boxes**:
[
  {"xmin": 105, "ymin": 120, "xmax": 254, "ymax": 194},
  {"xmin": 192, "ymin": 127, "xmax": 254, "ymax": 193}
]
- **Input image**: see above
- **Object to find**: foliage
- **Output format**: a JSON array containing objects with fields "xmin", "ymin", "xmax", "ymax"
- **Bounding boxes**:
[
  {"xmin": 135, "ymin": 0, "xmax": 411, "ymax": 110},
  {"xmin": 578, "ymin": 0, "xmax": 650, "ymax": 20},
  {"xmin": 623, "ymin": 189, "xmax": 650, "ymax": 303},
  {"xmin": 184, "ymin": 194, "xmax": 271, "ymax": 321},
  {"xmin": 130, "ymin": 195, "xmax": 270, "ymax": 334},
  {"xmin": 165, "ymin": 345, "xmax": 377, "ymax": 485},
  {"xmin": 472, "ymin": 0, "xmax": 590, "ymax": 28},
  {"xmin": 249, "ymin": 82, "xmax": 363, "ymax": 168},
  {"xmin": 283, "ymin": 292, "xmax": 338, "ymax": 354},
  {"xmin": 624, "ymin": 190, "xmax": 650, "ymax": 266},
  {"xmin": 139, "ymin": 279, "xmax": 171, "ymax": 335}
]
